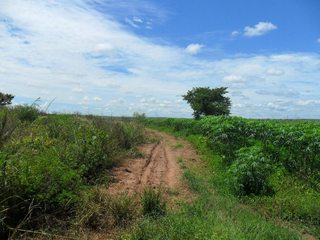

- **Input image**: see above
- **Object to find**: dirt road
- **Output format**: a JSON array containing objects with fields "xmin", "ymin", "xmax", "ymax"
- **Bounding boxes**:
[{"xmin": 107, "ymin": 129, "xmax": 198, "ymax": 196}]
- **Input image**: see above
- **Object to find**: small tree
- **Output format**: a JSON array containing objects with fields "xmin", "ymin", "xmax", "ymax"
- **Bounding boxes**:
[
  {"xmin": 183, "ymin": 87, "xmax": 231, "ymax": 119},
  {"xmin": 0, "ymin": 92, "xmax": 14, "ymax": 106}
]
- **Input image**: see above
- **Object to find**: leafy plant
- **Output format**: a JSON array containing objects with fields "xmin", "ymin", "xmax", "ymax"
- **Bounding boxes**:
[{"xmin": 228, "ymin": 145, "xmax": 274, "ymax": 196}]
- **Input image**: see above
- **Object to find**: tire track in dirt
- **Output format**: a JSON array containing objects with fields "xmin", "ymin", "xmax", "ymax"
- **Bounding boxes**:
[{"xmin": 107, "ymin": 129, "xmax": 199, "ymax": 196}]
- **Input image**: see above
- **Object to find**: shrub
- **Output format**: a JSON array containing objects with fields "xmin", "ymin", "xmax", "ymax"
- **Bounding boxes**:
[
  {"xmin": 228, "ymin": 145, "xmax": 274, "ymax": 196},
  {"xmin": 141, "ymin": 188, "xmax": 166, "ymax": 218},
  {"xmin": 13, "ymin": 105, "xmax": 41, "ymax": 122}
]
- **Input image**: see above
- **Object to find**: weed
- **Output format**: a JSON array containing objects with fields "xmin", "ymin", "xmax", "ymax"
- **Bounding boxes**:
[
  {"xmin": 141, "ymin": 188, "xmax": 166, "ymax": 218},
  {"xmin": 171, "ymin": 143, "xmax": 184, "ymax": 150},
  {"xmin": 109, "ymin": 193, "xmax": 136, "ymax": 227}
]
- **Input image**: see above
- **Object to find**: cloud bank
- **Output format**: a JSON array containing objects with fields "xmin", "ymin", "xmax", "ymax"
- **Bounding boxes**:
[{"xmin": 0, "ymin": 1, "xmax": 319, "ymax": 118}]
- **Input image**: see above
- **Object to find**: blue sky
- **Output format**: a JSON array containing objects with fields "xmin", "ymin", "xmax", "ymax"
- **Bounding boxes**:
[{"xmin": 0, "ymin": 0, "xmax": 320, "ymax": 118}]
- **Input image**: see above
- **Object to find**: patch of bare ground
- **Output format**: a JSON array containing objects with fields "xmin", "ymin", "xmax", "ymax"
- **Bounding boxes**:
[
  {"xmin": 80, "ymin": 129, "xmax": 201, "ymax": 239},
  {"xmin": 107, "ymin": 129, "xmax": 198, "ymax": 203}
]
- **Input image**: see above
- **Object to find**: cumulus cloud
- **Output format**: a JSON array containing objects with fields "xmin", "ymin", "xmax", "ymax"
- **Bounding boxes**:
[
  {"xmin": 231, "ymin": 30, "xmax": 240, "ymax": 37},
  {"xmin": 185, "ymin": 43, "xmax": 204, "ymax": 55},
  {"xmin": 244, "ymin": 22, "xmax": 277, "ymax": 37}
]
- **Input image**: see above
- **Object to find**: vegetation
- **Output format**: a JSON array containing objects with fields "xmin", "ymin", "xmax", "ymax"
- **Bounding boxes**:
[
  {"xmin": 0, "ymin": 92, "xmax": 14, "ymax": 106},
  {"xmin": 141, "ymin": 188, "xmax": 166, "ymax": 218},
  {"xmin": 183, "ymin": 87, "xmax": 231, "ymax": 119},
  {"xmin": 124, "ymin": 134, "xmax": 303, "ymax": 240},
  {"xmin": 145, "ymin": 116, "xmax": 320, "ymax": 238},
  {"xmin": 0, "ymin": 105, "xmax": 145, "ymax": 238},
  {"xmin": 0, "ymin": 92, "xmax": 319, "ymax": 239}
]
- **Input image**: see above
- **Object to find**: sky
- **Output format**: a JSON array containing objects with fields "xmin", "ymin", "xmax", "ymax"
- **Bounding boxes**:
[{"xmin": 0, "ymin": 0, "xmax": 320, "ymax": 118}]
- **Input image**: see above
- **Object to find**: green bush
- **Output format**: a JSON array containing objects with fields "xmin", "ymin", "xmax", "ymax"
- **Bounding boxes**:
[
  {"xmin": 13, "ymin": 105, "xmax": 41, "ymax": 122},
  {"xmin": 228, "ymin": 145, "xmax": 274, "ymax": 196},
  {"xmin": 141, "ymin": 188, "xmax": 166, "ymax": 218}
]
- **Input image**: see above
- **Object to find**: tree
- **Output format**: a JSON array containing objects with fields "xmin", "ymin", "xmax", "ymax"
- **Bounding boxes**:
[
  {"xmin": 0, "ymin": 92, "xmax": 14, "ymax": 106},
  {"xmin": 183, "ymin": 87, "xmax": 231, "ymax": 119}
]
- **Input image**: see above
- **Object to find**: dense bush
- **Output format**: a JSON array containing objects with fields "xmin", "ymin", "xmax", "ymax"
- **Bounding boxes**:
[{"xmin": 13, "ymin": 105, "xmax": 42, "ymax": 122}]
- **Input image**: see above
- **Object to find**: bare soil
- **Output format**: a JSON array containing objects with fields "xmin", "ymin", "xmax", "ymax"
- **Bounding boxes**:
[{"xmin": 107, "ymin": 129, "xmax": 198, "ymax": 199}]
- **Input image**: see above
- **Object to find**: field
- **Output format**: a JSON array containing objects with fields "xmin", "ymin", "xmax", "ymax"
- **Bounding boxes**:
[{"xmin": 0, "ymin": 106, "xmax": 319, "ymax": 239}]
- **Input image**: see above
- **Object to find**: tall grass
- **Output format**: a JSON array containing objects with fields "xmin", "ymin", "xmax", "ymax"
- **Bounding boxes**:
[{"xmin": 0, "ymin": 107, "xmax": 145, "ymax": 238}]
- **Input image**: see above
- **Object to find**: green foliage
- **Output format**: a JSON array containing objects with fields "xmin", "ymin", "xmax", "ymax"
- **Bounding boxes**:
[
  {"xmin": 0, "ymin": 112, "xmax": 145, "ymax": 236},
  {"xmin": 182, "ymin": 87, "xmax": 231, "ymax": 119},
  {"xmin": 125, "ymin": 145, "xmax": 301, "ymax": 240},
  {"xmin": 141, "ymin": 188, "xmax": 166, "ymax": 218},
  {"xmin": 0, "ymin": 93, "xmax": 14, "ymax": 106},
  {"xmin": 228, "ymin": 145, "xmax": 274, "ymax": 196},
  {"xmin": 146, "ymin": 116, "xmax": 320, "ymax": 236},
  {"xmin": 13, "ymin": 105, "xmax": 42, "ymax": 122}
]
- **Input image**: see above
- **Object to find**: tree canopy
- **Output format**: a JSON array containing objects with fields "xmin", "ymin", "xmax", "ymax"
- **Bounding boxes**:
[
  {"xmin": 183, "ymin": 87, "xmax": 231, "ymax": 119},
  {"xmin": 0, "ymin": 92, "xmax": 14, "ymax": 106}
]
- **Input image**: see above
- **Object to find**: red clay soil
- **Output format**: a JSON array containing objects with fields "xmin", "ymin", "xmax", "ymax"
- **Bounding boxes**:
[{"xmin": 107, "ymin": 129, "xmax": 198, "ymax": 198}]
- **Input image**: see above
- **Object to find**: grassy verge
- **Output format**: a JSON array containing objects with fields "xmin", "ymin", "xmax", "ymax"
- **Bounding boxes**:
[
  {"xmin": 0, "ymin": 106, "xmax": 145, "ymax": 239},
  {"xmin": 122, "ymin": 127, "xmax": 307, "ymax": 240}
]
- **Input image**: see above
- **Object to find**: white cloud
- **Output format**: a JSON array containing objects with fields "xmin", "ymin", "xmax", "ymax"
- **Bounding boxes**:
[
  {"xmin": 244, "ymin": 22, "xmax": 277, "ymax": 37},
  {"xmin": 93, "ymin": 96, "xmax": 102, "ymax": 101},
  {"xmin": 231, "ymin": 30, "xmax": 240, "ymax": 37},
  {"xmin": 125, "ymin": 17, "xmax": 139, "ymax": 28},
  {"xmin": 72, "ymin": 87, "xmax": 84, "ymax": 93},
  {"xmin": 185, "ymin": 43, "xmax": 204, "ymax": 55},
  {"xmin": 223, "ymin": 75, "xmax": 243, "ymax": 82},
  {"xmin": 317, "ymin": 38, "xmax": 320, "ymax": 43},
  {"xmin": 265, "ymin": 68, "xmax": 285, "ymax": 76},
  {"xmin": 0, "ymin": 1, "xmax": 319, "ymax": 118},
  {"xmin": 132, "ymin": 16, "xmax": 143, "ymax": 23}
]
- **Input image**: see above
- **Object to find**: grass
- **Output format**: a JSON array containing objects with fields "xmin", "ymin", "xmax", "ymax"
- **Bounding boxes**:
[
  {"xmin": 141, "ymin": 188, "xmax": 166, "ymax": 218},
  {"xmin": 142, "ymin": 119, "xmax": 320, "ymax": 238},
  {"xmin": 171, "ymin": 143, "xmax": 184, "ymax": 150},
  {"xmin": 0, "ymin": 107, "xmax": 146, "ymax": 238},
  {"xmin": 122, "ymin": 129, "xmax": 305, "ymax": 239}
]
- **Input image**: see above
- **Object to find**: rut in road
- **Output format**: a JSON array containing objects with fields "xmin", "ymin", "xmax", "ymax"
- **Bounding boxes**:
[{"xmin": 107, "ymin": 129, "xmax": 198, "ymax": 195}]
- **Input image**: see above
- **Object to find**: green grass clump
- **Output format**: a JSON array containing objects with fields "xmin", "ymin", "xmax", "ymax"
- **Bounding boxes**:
[
  {"xmin": 141, "ymin": 188, "xmax": 166, "ymax": 218},
  {"xmin": 110, "ymin": 193, "xmax": 136, "ymax": 227}
]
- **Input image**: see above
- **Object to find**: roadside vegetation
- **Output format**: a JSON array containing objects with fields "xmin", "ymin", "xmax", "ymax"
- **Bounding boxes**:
[
  {"xmin": 0, "ymin": 102, "xmax": 145, "ymax": 238},
  {"xmin": 1, "ymin": 89, "xmax": 319, "ymax": 239},
  {"xmin": 142, "ymin": 116, "xmax": 320, "ymax": 238}
]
